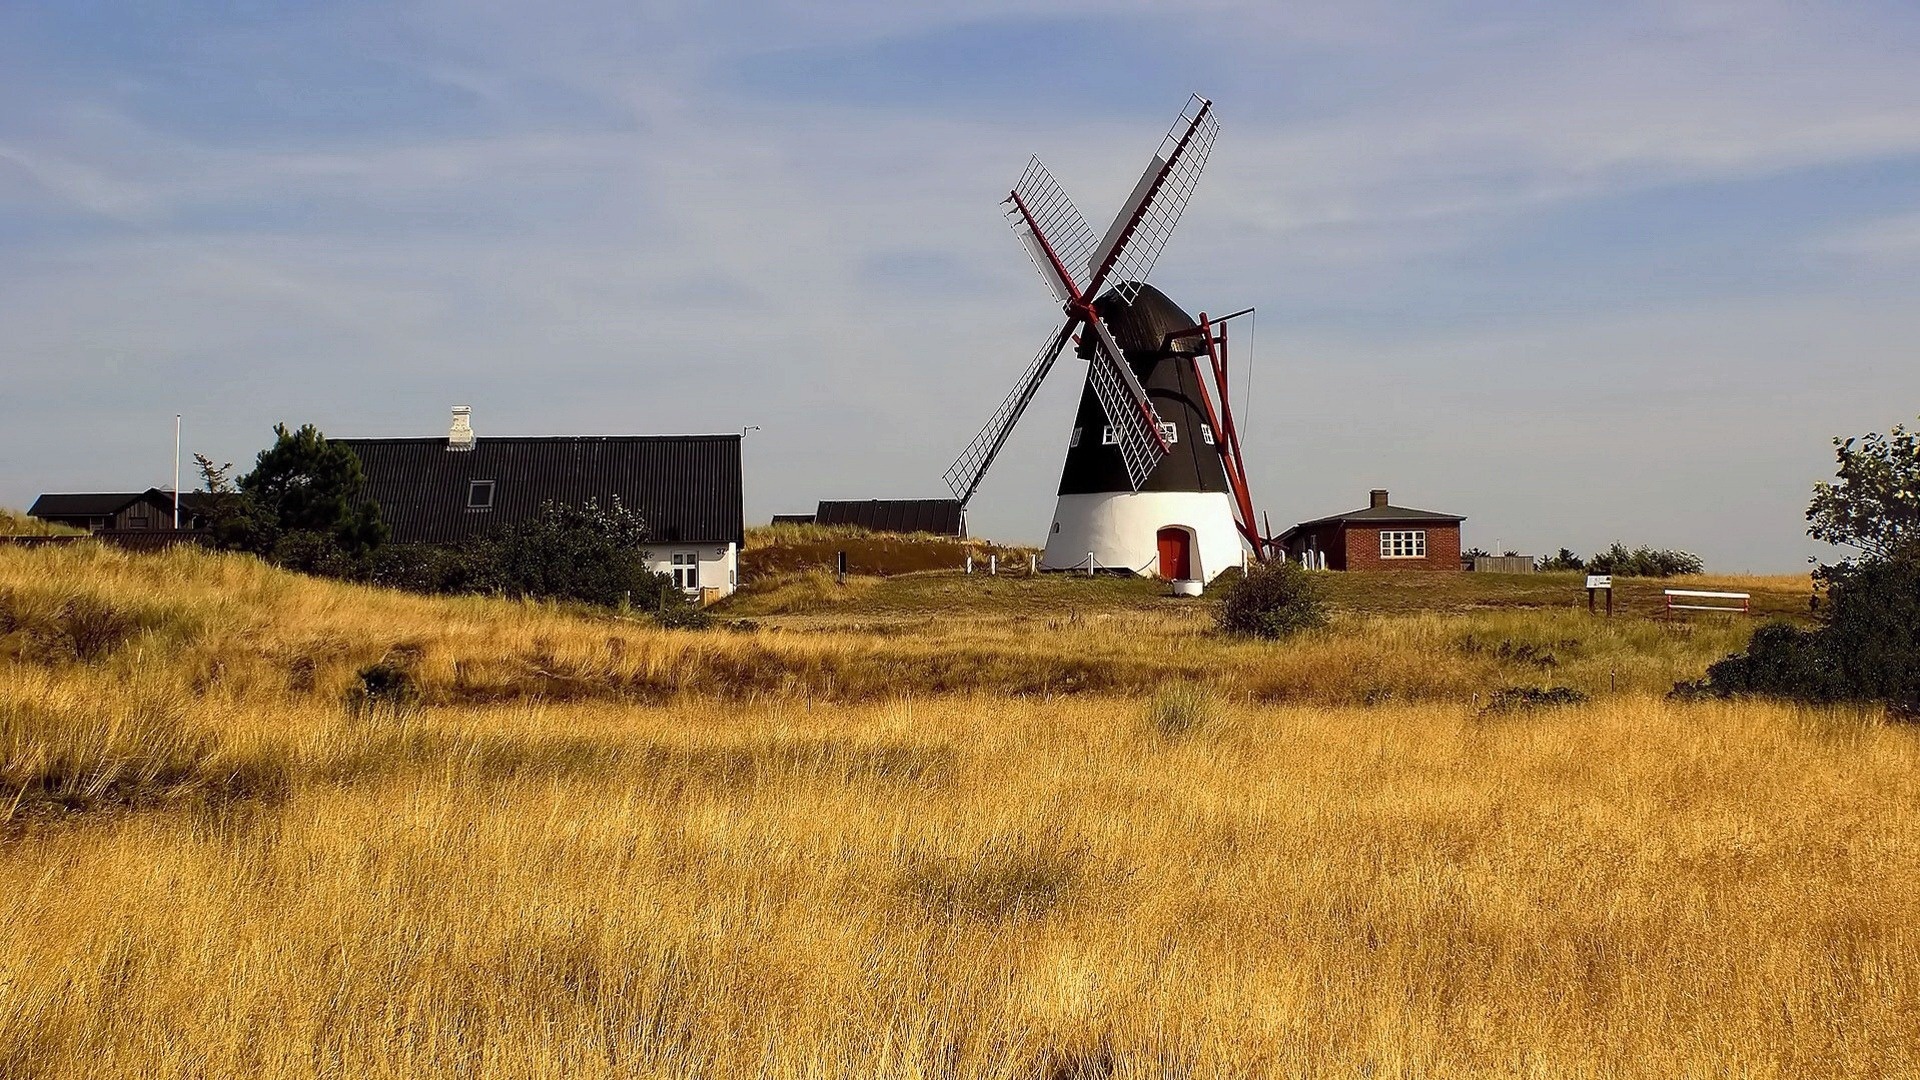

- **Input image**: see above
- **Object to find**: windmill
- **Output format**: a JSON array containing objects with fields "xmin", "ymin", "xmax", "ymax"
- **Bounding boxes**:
[{"xmin": 944, "ymin": 94, "xmax": 1268, "ymax": 583}]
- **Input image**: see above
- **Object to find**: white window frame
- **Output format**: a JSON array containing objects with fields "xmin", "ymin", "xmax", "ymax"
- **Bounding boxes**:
[
  {"xmin": 671, "ymin": 551, "xmax": 699, "ymax": 590},
  {"xmin": 1157, "ymin": 421, "xmax": 1178, "ymax": 444},
  {"xmin": 1379, "ymin": 530, "xmax": 1427, "ymax": 559},
  {"xmin": 1100, "ymin": 426, "xmax": 1118, "ymax": 446},
  {"xmin": 467, "ymin": 479, "xmax": 496, "ymax": 510},
  {"xmin": 1069, "ymin": 427, "xmax": 1082, "ymax": 448}
]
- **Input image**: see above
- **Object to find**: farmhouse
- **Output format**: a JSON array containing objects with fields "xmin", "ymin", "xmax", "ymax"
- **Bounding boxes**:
[
  {"xmin": 28, "ymin": 489, "xmax": 208, "ymax": 534},
  {"xmin": 1277, "ymin": 489, "xmax": 1465, "ymax": 571},
  {"xmin": 335, "ymin": 408, "xmax": 745, "ymax": 600}
]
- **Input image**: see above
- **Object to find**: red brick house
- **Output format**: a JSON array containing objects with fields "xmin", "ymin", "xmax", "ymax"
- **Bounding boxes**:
[{"xmin": 1277, "ymin": 489, "xmax": 1464, "ymax": 571}]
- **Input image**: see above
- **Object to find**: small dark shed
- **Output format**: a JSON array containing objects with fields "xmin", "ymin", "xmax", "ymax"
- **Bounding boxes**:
[
  {"xmin": 814, "ymin": 499, "xmax": 965, "ymax": 537},
  {"xmin": 28, "ymin": 489, "xmax": 208, "ymax": 533}
]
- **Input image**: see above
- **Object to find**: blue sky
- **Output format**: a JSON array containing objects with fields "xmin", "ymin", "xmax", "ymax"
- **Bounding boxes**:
[{"xmin": 3, "ymin": 1, "xmax": 1919, "ymax": 569}]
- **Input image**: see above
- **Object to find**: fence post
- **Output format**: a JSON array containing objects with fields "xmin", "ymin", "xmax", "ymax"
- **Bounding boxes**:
[
  {"xmin": 1087, "ymin": 552, "xmax": 1095, "ymax": 577},
  {"xmin": 1030, "ymin": 553, "xmax": 1037, "ymax": 575},
  {"xmin": 989, "ymin": 554, "xmax": 997, "ymax": 576},
  {"xmin": 836, "ymin": 550, "xmax": 846, "ymax": 585},
  {"xmin": 965, "ymin": 555, "xmax": 973, "ymax": 575}
]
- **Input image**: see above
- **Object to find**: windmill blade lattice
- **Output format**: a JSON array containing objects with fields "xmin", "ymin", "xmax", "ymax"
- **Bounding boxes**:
[
  {"xmin": 943, "ymin": 322, "xmax": 1078, "ymax": 505},
  {"xmin": 1083, "ymin": 320, "xmax": 1169, "ymax": 490},
  {"xmin": 1004, "ymin": 157, "xmax": 1098, "ymax": 301},
  {"xmin": 1087, "ymin": 95, "xmax": 1218, "ymax": 305}
]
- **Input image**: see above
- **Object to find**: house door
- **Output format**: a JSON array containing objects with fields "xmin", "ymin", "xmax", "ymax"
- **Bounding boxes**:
[{"xmin": 1156, "ymin": 527, "xmax": 1191, "ymax": 580}]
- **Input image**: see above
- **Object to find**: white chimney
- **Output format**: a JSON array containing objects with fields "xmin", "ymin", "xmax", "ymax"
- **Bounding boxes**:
[{"xmin": 448, "ymin": 405, "xmax": 475, "ymax": 450}]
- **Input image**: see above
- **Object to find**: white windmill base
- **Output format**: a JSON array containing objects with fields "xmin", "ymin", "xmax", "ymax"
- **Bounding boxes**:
[{"xmin": 1040, "ymin": 490, "xmax": 1245, "ymax": 583}]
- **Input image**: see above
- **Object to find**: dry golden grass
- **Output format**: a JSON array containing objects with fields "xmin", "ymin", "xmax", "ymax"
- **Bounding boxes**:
[
  {"xmin": 3, "ymin": 541, "xmax": 1914, "ymax": 1077},
  {"xmin": 0, "ymin": 543, "xmax": 1784, "ymax": 704},
  {"xmin": 0, "ymin": 508, "xmax": 82, "ymax": 537}
]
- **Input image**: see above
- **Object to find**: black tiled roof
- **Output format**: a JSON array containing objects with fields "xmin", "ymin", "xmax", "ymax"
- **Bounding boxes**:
[
  {"xmin": 29, "ymin": 489, "xmax": 210, "ymax": 519},
  {"xmin": 815, "ymin": 499, "xmax": 965, "ymax": 536},
  {"xmin": 30, "ymin": 492, "xmax": 149, "ymax": 517},
  {"xmin": 335, "ymin": 435, "xmax": 744, "ymax": 547}
]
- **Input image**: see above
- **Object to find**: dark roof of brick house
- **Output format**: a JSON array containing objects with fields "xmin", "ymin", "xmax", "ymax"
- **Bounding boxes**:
[{"xmin": 1279, "ymin": 489, "xmax": 1464, "ymax": 542}]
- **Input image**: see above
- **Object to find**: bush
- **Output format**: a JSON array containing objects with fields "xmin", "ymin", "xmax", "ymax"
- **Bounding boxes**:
[
  {"xmin": 361, "ymin": 544, "xmax": 487, "ymax": 594},
  {"xmin": 1538, "ymin": 548, "xmax": 1586, "ymax": 572},
  {"xmin": 1215, "ymin": 559, "xmax": 1327, "ymax": 640},
  {"xmin": 1693, "ymin": 554, "xmax": 1920, "ymax": 711},
  {"xmin": 344, "ymin": 660, "xmax": 423, "ymax": 720},
  {"xmin": 476, "ymin": 499, "xmax": 670, "ymax": 609},
  {"xmin": 1586, "ymin": 543, "xmax": 1702, "ymax": 577}
]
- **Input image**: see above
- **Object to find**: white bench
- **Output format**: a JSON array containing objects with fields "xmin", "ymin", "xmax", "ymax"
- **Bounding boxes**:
[{"xmin": 1664, "ymin": 589, "xmax": 1750, "ymax": 615}]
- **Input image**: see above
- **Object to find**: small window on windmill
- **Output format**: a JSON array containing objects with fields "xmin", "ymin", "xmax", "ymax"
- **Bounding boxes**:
[
  {"xmin": 468, "ymin": 479, "xmax": 496, "ymax": 510},
  {"xmin": 1069, "ymin": 427, "xmax": 1082, "ymax": 448},
  {"xmin": 1201, "ymin": 424, "xmax": 1215, "ymax": 445},
  {"xmin": 1157, "ymin": 422, "xmax": 1178, "ymax": 445},
  {"xmin": 1100, "ymin": 426, "xmax": 1118, "ymax": 446}
]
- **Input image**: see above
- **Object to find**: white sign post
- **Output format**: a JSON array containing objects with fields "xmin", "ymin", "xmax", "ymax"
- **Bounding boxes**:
[{"xmin": 1585, "ymin": 574, "xmax": 1613, "ymax": 616}]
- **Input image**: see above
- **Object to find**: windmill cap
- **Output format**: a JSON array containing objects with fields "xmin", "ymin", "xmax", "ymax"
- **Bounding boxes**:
[{"xmin": 1090, "ymin": 283, "xmax": 1208, "ymax": 357}]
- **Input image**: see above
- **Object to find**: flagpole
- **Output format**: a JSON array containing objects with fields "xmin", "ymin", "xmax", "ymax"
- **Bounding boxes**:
[{"xmin": 173, "ymin": 414, "xmax": 182, "ymax": 530}]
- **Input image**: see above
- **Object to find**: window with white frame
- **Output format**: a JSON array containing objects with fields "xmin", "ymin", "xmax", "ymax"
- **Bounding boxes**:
[
  {"xmin": 1100, "ymin": 426, "xmax": 1118, "ymax": 446},
  {"xmin": 671, "ymin": 552, "xmax": 698, "ymax": 590},
  {"xmin": 1201, "ymin": 424, "xmax": 1215, "ymax": 445},
  {"xmin": 1379, "ymin": 530, "xmax": 1427, "ymax": 558},
  {"xmin": 1157, "ymin": 421, "xmax": 1178, "ymax": 444},
  {"xmin": 1069, "ymin": 427, "xmax": 1082, "ymax": 448}
]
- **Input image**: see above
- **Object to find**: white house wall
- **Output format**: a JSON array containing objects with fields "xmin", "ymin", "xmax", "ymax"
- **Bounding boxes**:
[
  {"xmin": 1041, "ymin": 490, "xmax": 1244, "ymax": 582},
  {"xmin": 644, "ymin": 542, "xmax": 738, "ymax": 599}
]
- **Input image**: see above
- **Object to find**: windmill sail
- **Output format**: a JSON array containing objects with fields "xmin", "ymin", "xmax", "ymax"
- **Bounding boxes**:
[
  {"xmin": 945, "ymin": 93, "xmax": 1216, "ymax": 508},
  {"xmin": 943, "ymin": 322, "xmax": 1078, "ymax": 505},
  {"xmin": 1005, "ymin": 157, "xmax": 1097, "ymax": 301},
  {"xmin": 1083, "ymin": 316, "xmax": 1170, "ymax": 490},
  {"xmin": 1086, "ymin": 95, "xmax": 1218, "ymax": 305}
]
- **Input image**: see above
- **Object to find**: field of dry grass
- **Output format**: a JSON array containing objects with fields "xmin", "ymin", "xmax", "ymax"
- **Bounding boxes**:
[
  {"xmin": 0, "ymin": 508, "xmax": 82, "ymax": 537},
  {"xmin": 3, "ymin": 539, "xmax": 1912, "ymax": 1077}
]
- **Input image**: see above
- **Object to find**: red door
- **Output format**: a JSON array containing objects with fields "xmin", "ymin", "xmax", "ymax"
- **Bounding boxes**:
[{"xmin": 1156, "ymin": 527, "xmax": 1191, "ymax": 580}]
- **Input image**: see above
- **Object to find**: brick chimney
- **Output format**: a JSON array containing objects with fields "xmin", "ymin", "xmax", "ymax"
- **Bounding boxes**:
[
  {"xmin": 1370, "ymin": 488, "xmax": 1389, "ymax": 509},
  {"xmin": 448, "ymin": 405, "xmax": 475, "ymax": 450}
]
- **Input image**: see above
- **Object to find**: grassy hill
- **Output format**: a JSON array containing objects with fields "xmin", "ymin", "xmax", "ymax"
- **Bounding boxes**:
[{"xmin": 4, "ymin": 537, "xmax": 1913, "ymax": 1077}]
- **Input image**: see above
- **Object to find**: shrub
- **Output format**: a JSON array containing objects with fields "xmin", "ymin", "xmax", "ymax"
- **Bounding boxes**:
[
  {"xmin": 1215, "ymin": 559, "xmax": 1327, "ymax": 640},
  {"xmin": 361, "ymin": 544, "xmax": 487, "ymax": 594},
  {"xmin": 1693, "ymin": 554, "xmax": 1919, "ymax": 711},
  {"xmin": 1586, "ymin": 543, "xmax": 1703, "ymax": 577},
  {"xmin": 476, "ymin": 499, "xmax": 670, "ymax": 609},
  {"xmin": 344, "ymin": 660, "xmax": 423, "ymax": 720},
  {"xmin": 1538, "ymin": 548, "xmax": 1586, "ymax": 572}
]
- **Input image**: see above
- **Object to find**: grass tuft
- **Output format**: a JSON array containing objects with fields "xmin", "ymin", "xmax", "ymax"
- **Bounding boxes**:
[
  {"xmin": 1143, "ymin": 682, "xmax": 1215, "ymax": 738},
  {"xmin": 896, "ymin": 833, "xmax": 1084, "ymax": 923}
]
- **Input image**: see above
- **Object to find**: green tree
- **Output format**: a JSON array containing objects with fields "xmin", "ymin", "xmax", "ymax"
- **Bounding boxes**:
[
  {"xmin": 192, "ymin": 453, "xmax": 277, "ymax": 553},
  {"xmin": 1807, "ymin": 419, "xmax": 1920, "ymax": 561},
  {"xmin": 1689, "ymin": 417, "xmax": 1920, "ymax": 712},
  {"xmin": 238, "ymin": 424, "xmax": 385, "ymax": 555}
]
